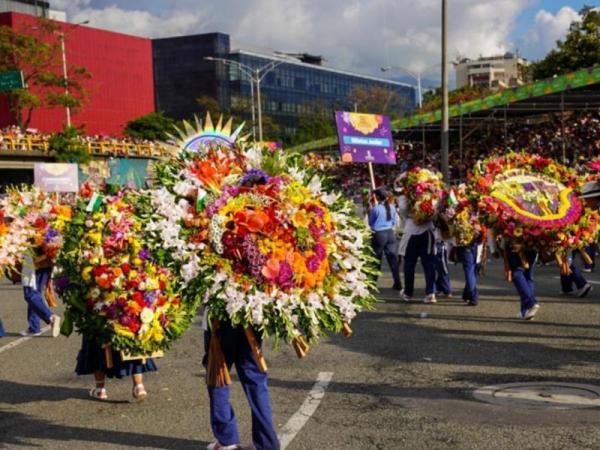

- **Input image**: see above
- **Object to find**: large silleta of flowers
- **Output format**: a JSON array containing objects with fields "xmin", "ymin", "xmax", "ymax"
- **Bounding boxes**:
[
  {"xmin": 151, "ymin": 116, "xmax": 378, "ymax": 382},
  {"xmin": 57, "ymin": 115, "xmax": 378, "ymax": 377}
]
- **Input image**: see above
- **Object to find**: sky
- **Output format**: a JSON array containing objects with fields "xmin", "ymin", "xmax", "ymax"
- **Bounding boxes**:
[{"xmin": 50, "ymin": 1, "xmax": 589, "ymax": 83}]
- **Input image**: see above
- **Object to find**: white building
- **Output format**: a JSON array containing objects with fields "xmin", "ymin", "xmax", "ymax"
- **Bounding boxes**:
[
  {"xmin": 0, "ymin": 0, "xmax": 65, "ymax": 21},
  {"xmin": 455, "ymin": 53, "xmax": 529, "ymax": 89}
]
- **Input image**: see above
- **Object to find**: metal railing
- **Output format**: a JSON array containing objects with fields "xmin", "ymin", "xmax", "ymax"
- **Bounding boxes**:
[{"xmin": 0, "ymin": 135, "xmax": 170, "ymax": 159}]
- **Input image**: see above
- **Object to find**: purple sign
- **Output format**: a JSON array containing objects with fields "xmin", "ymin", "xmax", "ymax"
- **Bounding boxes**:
[
  {"xmin": 34, "ymin": 163, "xmax": 79, "ymax": 192},
  {"xmin": 335, "ymin": 111, "xmax": 396, "ymax": 164}
]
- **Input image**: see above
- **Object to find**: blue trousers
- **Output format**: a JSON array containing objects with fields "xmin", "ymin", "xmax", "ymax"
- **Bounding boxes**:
[
  {"xmin": 0, "ymin": 318, "xmax": 4, "ymax": 337},
  {"xmin": 434, "ymin": 241, "xmax": 451, "ymax": 295},
  {"xmin": 371, "ymin": 229, "xmax": 401, "ymax": 288},
  {"xmin": 560, "ymin": 262, "xmax": 587, "ymax": 293},
  {"xmin": 23, "ymin": 268, "xmax": 52, "ymax": 333},
  {"xmin": 507, "ymin": 250, "xmax": 538, "ymax": 314},
  {"xmin": 457, "ymin": 245, "xmax": 479, "ymax": 304},
  {"xmin": 404, "ymin": 231, "xmax": 436, "ymax": 296},
  {"xmin": 205, "ymin": 323, "xmax": 280, "ymax": 450}
]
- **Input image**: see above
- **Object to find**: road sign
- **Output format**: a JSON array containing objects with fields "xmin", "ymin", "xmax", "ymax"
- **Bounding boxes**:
[{"xmin": 0, "ymin": 70, "xmax": 24, "ymax": 92}]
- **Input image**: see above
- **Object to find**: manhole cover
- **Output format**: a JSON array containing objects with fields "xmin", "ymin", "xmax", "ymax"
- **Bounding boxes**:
[{"xmin": 473, "ymin": 382, "xmax": 600, "ymax": 410}]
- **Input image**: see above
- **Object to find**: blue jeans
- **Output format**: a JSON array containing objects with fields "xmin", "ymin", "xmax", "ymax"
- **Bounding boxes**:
[
  {"xmin": 457, "ymin": 245, "xmax": 479, "ymax": 304},
  {"xmin": 560, "ymin": 262, "xmax": 587, "ymax": 293},
  {"xmin": 23, "ymin": 268, "xmax": 52, "ymax": 333},
  {"xmin": 372, "ymin": 229, "xmax": 401, "ymax": 288},
  {"xmin": 507, "ymin": 250, "xmax": 538, "ymax": 314},
  {"xmin": 205, "ymin": 322, "xmax": 280, "ymax": 450},
  {"xmin": 434, "ymin": 241, "xmax": 451, "ymax": 295},
  {"xmin": 0, "ymin": 318, "xmax": 4, "ymax": 337},
  {"xmin": 583, "ymin": 246, "xmax": 595, "ymax": 270},
  {"xmin": 403, "ymin": 231, "xmax": 436, "ymax": 297}
]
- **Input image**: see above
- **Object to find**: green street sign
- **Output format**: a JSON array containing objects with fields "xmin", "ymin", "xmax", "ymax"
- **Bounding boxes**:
[{"xmin": 0, "ymin": 70, "xmax": 24, "ymax": 92}]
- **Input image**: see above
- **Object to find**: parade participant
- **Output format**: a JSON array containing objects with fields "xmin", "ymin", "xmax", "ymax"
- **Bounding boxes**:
[
  {"xmin": 507, "ymin": 247, "xmax": 540, "ymax": 320},
  {"xmin": 75, "ymin": 337, "xmax": 157, "ymax": 401},
  {"xmin": 559, "ymin": 250, "xmax": 592, "ymax": 297},
  {"xmin": 368, "ymin": 188, "xmax": 402, "ymax": 291},
  {"xmin": 397, "ymin": 195, "xmax": 436, "ymax": 303},
  {"xmin": 455, "ymin": 226, "xmax": 483, "ymax": 306},
  {"xmin": 433, "ymin": 222, "xmax": 452, "ymax": 298},
  {"xmin": 204, "ymin": 320, "xmax": 280, "ymax": 450},
  {"xmin": 20, "ymin": 253, "xmax": 60, "ymax": 337}
]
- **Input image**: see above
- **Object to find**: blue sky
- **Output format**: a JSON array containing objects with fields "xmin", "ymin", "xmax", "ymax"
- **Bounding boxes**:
[{"xmin": 52, "ymin": 1, "xmax": 587, "ymax": 77}]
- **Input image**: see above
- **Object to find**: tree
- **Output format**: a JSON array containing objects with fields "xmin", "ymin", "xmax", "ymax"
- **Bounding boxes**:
[
  {"xmin": 195, "ymin": 95, "xmax": 223, "ymax": 119},
  {"xmin": 529, "ymin": 6, "xmax": 600, "ymax": 80},
  {"xmin": 287, "ymin": 100, "xmax": 336, "ymax": 146},
  {"xmin": 420, "ymin": 84, "xmax": 491, "ymax": 112},
  {"xmin": 0, "ymin": 18, "xmax": 91, "ymax": 130},
  {"xmin": 124, "ymin": 111, "xmax": 176, "ymax": 141},
  {"xmin": 48, "ymin": 125, "xmax": 90, "ymax": 164},
  {"xmin": 349, "ymin": 85, "xmax": 408, "ymax": 119}
]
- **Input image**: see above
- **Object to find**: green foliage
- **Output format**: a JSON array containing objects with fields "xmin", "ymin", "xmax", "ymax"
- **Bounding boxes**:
[
  {"xmin": 123, "ymin": 111, "xmax": 176, "ymax": 141},
  {"xmin": 350, "ymin": 85, "xmax": 407, "ymax": 119},
  {"xmin": 0, "ymin": 18, "xmax": 91, "ymax": 130},
  {"xmin": 421, "ymin": 84, "xmax": 491, "ymax": 112},
  {"xmin": 48, "ymin": 125, "xmax": 91, "ymax": 164},
  {"xmin": 529, "ymin": 6, "xmax": 600, "ymax": 80}
]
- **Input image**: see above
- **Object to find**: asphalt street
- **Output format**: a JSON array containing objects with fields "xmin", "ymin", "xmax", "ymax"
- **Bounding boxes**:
[{"xmin": 1, "ymin": 258, "xmax": 600, "ymax": 450}]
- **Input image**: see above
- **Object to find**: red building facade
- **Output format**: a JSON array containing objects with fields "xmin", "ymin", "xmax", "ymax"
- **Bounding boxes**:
[{"xmin": 0, "ymin": 13, "xmax": 155, "ymax": 136}]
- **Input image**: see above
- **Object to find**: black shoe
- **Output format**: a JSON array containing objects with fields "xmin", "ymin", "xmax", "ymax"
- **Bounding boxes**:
[
  {"xmin": 467, "ymin": 301, "xmax": 479, "ymax": 306},
  {"xmin": 392, "ymin": 283, "xmax": 402, "ymax": 291}
]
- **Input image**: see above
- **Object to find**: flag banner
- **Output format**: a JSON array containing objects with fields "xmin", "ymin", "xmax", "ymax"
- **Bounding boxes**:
[
  {"xmin": 34, "ymin": 163, "xmax": 79, "ymax": 192},
  {"xmin": 335, "ymin": 111, "xmax": 396, "ymax": 165}
]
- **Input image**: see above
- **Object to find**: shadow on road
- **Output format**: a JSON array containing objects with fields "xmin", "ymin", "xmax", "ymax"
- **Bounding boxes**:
[
  {"xmin": 0, "ymin": 409, "xmax": 207, "ymax": 449},
  {"xmin": 329, "ymin": 311, "xmax": 600, "ymax": 371}
]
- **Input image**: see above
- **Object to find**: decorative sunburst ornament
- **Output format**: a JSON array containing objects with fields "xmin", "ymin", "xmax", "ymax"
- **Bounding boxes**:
[{"xmin": 165, "ymin": 113, "xmax": 248, "ymax": 156}]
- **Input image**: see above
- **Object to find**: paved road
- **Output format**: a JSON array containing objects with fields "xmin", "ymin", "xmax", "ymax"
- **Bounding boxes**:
[{"xmin": 1, "ymin": 259, "xmax": 599, "ymax": 449}]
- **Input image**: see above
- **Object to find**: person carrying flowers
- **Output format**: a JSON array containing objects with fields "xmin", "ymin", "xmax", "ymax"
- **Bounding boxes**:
[
  {"xmin": 471, "ymin": 152, "xmax": 600, "ymax": 320},
  {"xmin": 368, "ymin": 187, "xmax": 402, "ymax": 291},
  {"xmin": 397, "ymin": 168, "xmax": 444, "ymax": 303}
]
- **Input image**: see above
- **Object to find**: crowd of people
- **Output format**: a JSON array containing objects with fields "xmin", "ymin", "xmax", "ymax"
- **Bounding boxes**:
[
  {"xmin": 305, "ymin": 109, "xmax": 600, "ymax": 199},
  {"xmin": 0, "ymin": 126, "xmax": 165, "ymax": 157}
]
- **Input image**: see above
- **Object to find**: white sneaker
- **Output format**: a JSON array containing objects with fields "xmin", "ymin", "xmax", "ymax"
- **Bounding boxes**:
[
  {"xmin": 521, "ymin": 304, "xmax": 540, "ymax": 320},
  {"xmin": 424, "ymin": 294, "xmax": 437, "ymax": 304},
  {"xmin": 400, "ymin": 289, "xmax": 412, "ymax": 302},
  {"xmin": 207, "ymin": 442, "xmax": 240, "ymax": 450},
  {"xmin": 50, "ymin": 315, "xmax": 61, "ymax": 338},
  {"xmin": 574, "ymin": 283, "xmax": 592, "ymax": 298},
  {"xmin": 19, "ymin": 329, "xmax": 42, "ymax": 337}
]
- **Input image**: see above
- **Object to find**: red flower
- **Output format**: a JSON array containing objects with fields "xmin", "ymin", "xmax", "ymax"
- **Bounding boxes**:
[
  {"xmin": 132, "ymin": 291, "xmax": 144, "ymax": 306},
  {"xmin": 121, "ymin": 263, "xmax": 131, "ymax": 274}
]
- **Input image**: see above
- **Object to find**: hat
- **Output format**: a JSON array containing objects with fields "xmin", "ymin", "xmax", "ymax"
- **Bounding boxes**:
[{"xmin": 580, "ymin": 181, "xmax": 600, "ymax": 199}]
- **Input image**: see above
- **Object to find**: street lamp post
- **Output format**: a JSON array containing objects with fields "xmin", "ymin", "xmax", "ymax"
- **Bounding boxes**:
[
  {"xmin": 205, "ymin": 56, "xmax": 286, "ymax": 143},
  {"xmin": 57, "ymin": 20, "xmax": 89, "ymax": 127},
  {"xmin": 441, "ymin": 0, "xmax": 450, "ymax": 181},
  {"xmin": 380, "ymin": 64, "xmax": 441, "ymax": 109}
]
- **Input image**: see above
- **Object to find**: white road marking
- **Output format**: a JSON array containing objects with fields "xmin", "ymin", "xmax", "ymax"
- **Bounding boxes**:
[
  {"xmin": 552, "ymin": 276, "xmax": 600, "ymax": 286},
  {"xmin": 0, "ymin": 325, "xmax": 50, "ymax": 355},
  {"xmin": 278, "ymin": 371, "xmax": 334, "ymax": 449}
]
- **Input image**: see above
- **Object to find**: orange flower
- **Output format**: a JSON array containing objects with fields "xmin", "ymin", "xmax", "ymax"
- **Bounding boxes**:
[{"xmin": 262, "ymin": 257, "xmax": 281, "ymax": 279}]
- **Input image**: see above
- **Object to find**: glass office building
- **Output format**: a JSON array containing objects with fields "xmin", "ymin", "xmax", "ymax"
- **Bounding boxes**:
[{"xmin": 153, "ymin": 33, "xmax": 416, "ymax": 135}]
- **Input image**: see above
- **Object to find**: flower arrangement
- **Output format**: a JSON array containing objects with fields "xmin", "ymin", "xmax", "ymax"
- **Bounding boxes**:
[
  {"xmin": 441, "ymin": 184, "xmax": 480, "ymax": 246},
  {"xmin": 55, "ymin": 189, "xmax": 199, "ymax": 354},
  {"xmin": 588, "ymin": 156, "xmax": 600, "ymax": 174},
  {"xmin": 153, "ymin": 142, "xmax": 378, "ymax": 347},
  {"xmin": 0, "ymin": 202, "xmax": 33, "ymax": 275},
  {"xmin": 470, "ymin": 152, "xmax": 600, "ymax": 257},
  {"xmin": 402, "ymin": 167, "xmax": 445, "ymax": 224}
]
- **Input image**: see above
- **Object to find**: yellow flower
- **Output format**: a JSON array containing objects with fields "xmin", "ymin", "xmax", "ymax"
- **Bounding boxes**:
[
  {"xmin": 81, "ymin": 266, "xmax": 93, "ymax": 282},
  {"xmin": 113, "ymin": 323, "xmax": 136, "ymax": 338}
]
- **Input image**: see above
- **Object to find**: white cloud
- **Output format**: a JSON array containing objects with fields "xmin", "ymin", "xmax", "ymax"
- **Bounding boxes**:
[
  {"xmin": 55, "ymin": 0, "xmax": 531, "ymax": 80},
  {"xmin": 521, "ymin": 6, "xmax": 580, "ymax": 60}
]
